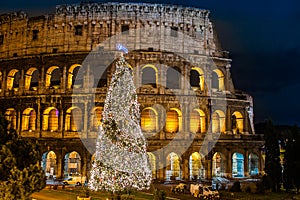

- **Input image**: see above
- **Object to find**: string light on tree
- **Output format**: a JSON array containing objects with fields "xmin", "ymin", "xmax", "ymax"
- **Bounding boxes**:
[{"xmin": 88, "ymin": 45, "xmax": 152, "ymax": 192}]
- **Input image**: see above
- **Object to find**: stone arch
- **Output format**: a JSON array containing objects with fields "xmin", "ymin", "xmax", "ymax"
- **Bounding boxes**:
[
  {"xmin": 212, "ymin": 152, "xmax": 226, "ymax": 177},
  {"xmin": 45, "ymin": 66, "xmax": 61, "ymax": 89},
  {"xmin": 189, "ymin": 152, "xmax": 205, "ymax": 180},
  {"xmin": 232, "ymin": 152, "xmax": 244, "ymax": 178},
  {"xmin": 166, "ymin": 152, "xmax": 181, "ymax": 180},
  {"xmin": 232, "ymin": 111, "xmax": 244, "ymax": 134},
  {"xmin": 5, "ymin": 108, "xmax": 17, "ymax": 129},
  {"xmin": 7, "ymin": 69, "xmax": 20, "ymax": 90},
  {"xmin": 142, "ymin": 64, "xmax": 158, "ymax": 87},
  {"xmin": 165, "ymin": 108, "xmax": 182, "ymax": 133},
  {"xmin": 141, "ymin": 107, "xmax": 158, "ymax": 133},
  {"xmin": 90, "ymin": 106, "xmax": 103, "ymax": 131},
  {"xmin": 42, "ymin": 151, "xmax": 57, "ymax": 178},
  {"xmin": 147, "ymin": 152, "xmax": 157, "ymax": 179},
  {"xmin": 65, "ymin": 107, "xmax": 83, "ymax": 131},
  {"xmin": 22, "ymin": 108, "xmax": 36, "ymax": 131},
  {"xmin": 25, "ymin": 67, "xmax": 39, "ymax": 90},
  {"xmin": 67, "ymin": 64, "xmax": 82, "ymax": 89},
  {"xmin": 42, "ymin": 107, "xmax": 59, "ymax": 131},
  {"xmin": 166, "ymin": 66, "xmax": 181, "ymax": 89},
  {"xmin": 64, "ymin": 151, "xmax": 81, "ymax": 176},
  {"xmin": 190, "ymin": 108, "xmax": 206, "ymax": 133},
  {"xmin": 190, "ymin": 67, "xmax": 205, "ymax": 91},
  {"xmin": 249, "ymin": 153, "xmax": 259, "ymax": 176},
  {"xmin": 212, "ymin": 69, "xmax": 225, "ymax": 91},
  {"xmin": 212, "ymin": 110, "xmax": 226, "ymax": 133}
]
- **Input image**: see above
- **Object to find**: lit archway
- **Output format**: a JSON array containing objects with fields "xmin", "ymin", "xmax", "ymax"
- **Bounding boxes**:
[
  {"xmin": 212, "ymin": 69, "xmax": 224, "ymax": 91},
  {"xmin": 232, "ymin": 152, "xmax": 244, "ymax": 178},
  {"xmin": 5, "ymin": 108, "xmax": 17, "ymax": 130},
  {"xmin": 212, "ymin": 110, "xmax": 225, "ymax": 133},
  {"xmin": 7, "ymin": 69, "xmax": 20, "ymax": 91},
  {"xmin": 45, "ymin": 66, "xmax": 61, "ymax": 89},
  {"xmin": 42, "ymin": 107, "xmax": 59, "ymax": 131},
  {"xmin": 147, "ymin": 152, "xmax": 156, "ymax": 179},
  {"xmin": 90, "ymin": 107, "xmax": 103, "ymax": 131},
  {"xmin": 212, "ymin": 152, "xmax": 225, "ymax": 177},
  {"xmin": 41, "ymin": 151, "xmax": 57, "ymax": 178},
  {"xmin": 190, "ymin": 109, "xmax": 206, "ymax": 133},
  {"xmin": 249, "ymin": 153, "xmax": 259, "ymax": 176},
  {"xmin": 165, "ymin": 108, "xmax": 182, "ymax": 133},
  {"xmin": 25, "ymin": 68, "xmax": 39, "ymax": 91},
  {"xmin": 67, "ymin": 64, "xmax": 82, "ymax": 89},
  {"xmin": 141, "ymin": 107, "xmax": 158, "ymax": 133},
  {"xmin": 189, "ymin": 152, "xmax": 205, "ymax": 180},
  {"xmin": 142, "ymin": 65, "xmax": 158, "ymax": 87},
  {"xmin": 166, "ymin": 152, "xmax": 181, "ymax": 180},
  {"xmin": 166, "ymin": 67, "xmax": 181, "ymax": 89},
  {"xmin": 64, "ymin": 151, "xmax": 81, "ymax": 176},
  {"xmin": 65, "ymin": 107, "xmax": 82, "ymax": 131},
  {"xmin": 190, "ymin": 67, "xmax": 205, "ymax": 91},
  {"xmin": 22, "ymin": 108, "xmax": 36, "ymax": 131},
  {"xmin": 232, "ymin": 111, "xmax": 244, "ymax": 134}
]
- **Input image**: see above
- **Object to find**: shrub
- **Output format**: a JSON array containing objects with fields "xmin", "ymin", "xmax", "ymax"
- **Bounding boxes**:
[{"xmin": 153, "ymin": 188, "xmax": 167, "ymax": 200}]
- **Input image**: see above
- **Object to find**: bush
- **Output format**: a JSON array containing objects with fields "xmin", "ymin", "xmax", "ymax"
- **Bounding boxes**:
[{"xmin": 153, "ymin": 188, "xmax": 167, "ymax": 200}]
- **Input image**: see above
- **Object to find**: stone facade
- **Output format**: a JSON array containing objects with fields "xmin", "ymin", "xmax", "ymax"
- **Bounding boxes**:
[{"xmin": 0, "ymin": 2, "xmax": 264, "ymax": 181}]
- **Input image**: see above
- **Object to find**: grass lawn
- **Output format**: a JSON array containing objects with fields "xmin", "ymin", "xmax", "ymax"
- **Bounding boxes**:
[{"xmin": 31, "ymin": 187, "xmax": 155, "ymax": 200}]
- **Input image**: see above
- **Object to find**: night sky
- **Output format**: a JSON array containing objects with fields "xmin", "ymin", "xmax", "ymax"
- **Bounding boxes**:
[{"xmin": 1, "ymin": 0, "xmax": 300, "ymax": 125}]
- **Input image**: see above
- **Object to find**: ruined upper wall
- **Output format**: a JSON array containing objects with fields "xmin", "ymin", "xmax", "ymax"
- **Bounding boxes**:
[{"xmin": 0, "ymin": 2, "xmax": 226, "ymax": 59}]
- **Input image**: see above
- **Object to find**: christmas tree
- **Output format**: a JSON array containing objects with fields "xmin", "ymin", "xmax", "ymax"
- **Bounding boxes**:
[{"xmin": 88, "ymin": 48, "xmax": 152, "ymax": 192}]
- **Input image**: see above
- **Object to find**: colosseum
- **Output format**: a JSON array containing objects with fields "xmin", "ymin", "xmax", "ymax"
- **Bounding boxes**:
[{"xmin": 0, "ymin": 2, "xmax": 264, "ymax": 181}]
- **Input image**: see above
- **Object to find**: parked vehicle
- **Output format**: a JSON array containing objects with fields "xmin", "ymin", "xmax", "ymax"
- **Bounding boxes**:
[{"xmin": 63, "ymin": 174, "xmax": 86, "ymax": 186}]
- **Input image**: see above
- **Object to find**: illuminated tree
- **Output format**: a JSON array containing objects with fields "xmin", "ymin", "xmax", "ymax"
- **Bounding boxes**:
[{"xmin": 88, "ymin": 53, "xmax": 152, "ymax": 192}]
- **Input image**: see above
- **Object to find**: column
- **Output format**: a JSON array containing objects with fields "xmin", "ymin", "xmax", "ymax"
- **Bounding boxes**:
[
  {"xmin": 244, "ymin": 150, "xmax": 249, "ymax": 177},
  {"xmin": 39, "ymin": 66, "xmax": 45, "ymax": 94},
  {"xmin": 226, "ymin": 106, "xmax": 232, "ymax": 134},
  {"xmin": 83, "ymin": 101, "xmax": 88, "ymax": 138},
  {"xmin": 181, "ymin": 154, "xmax": 189, "ymax": 180},
  {"xmin": 37, "ymin": 98, "xmax": 41, "ymax": 137},
  {"xmin": 19, "ymin": 68, "xmax": 24, "ymax": 95},
  {"xmin": 62, "ymin": 65, "xmax": 67, "ymax": 92},
  {"xmin": 57, "ymin": 151, "xmax": 63, "ymax": 178},
  {"xmin": 2, "ymin": 70, "xmax": 6, "ymax": 95},
  {"xmin": 226, "ymin": 151, "xmax": 232, "ymax": 178}
]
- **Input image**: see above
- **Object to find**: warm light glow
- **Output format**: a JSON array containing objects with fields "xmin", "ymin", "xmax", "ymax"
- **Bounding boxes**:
[
  {"xmin": 232, "ymin": 111, "xmax": 244, "ymax": 134},
  {"xmin": 22, "ymin": 108, "xmax": 36, "ymax": 131},
  {"xmin": 67, "ymin": 64, "xmax": 81, "ymax": 89},
  {"xmin": 191, "ymin": 67, "xmax": 205, "ymax": 91},
  {"xmin": 166, "ymin": 152, "xmax": 180, "ymax": 179},
  {"xmin": 90, "ymin": 107, "xmax": 103, "ymax": 131},
  {"xmin": 65, "ymin": 107, "xmax": 82, "ymax": 131},
  {"xmin": 190, "ymin": 109, "xmax": 206, "ymax": 133},
  {"xmin": 212, "ymin": 152, "xmax": 225, "ymax": 177},
  {"xmin": 166, "ymin": 109, "xmax": 182, "ymax": 133},
  {"xmin": 7, "ymin": 69, "xmax": 19, "ymax": 90},
  {"xmin": 24, "ymin": 67, "xmax": 38, "ymax": 90},
  {"xmin": 141, "ymin": 108, "xmax": 157, "ymax": 133},
  {"xmin": 189, "ymin": 152, "xmax": 204, "ymax": 179},
  {"xmin": 212, "ymin": 69, "xmax": 225, "ymax": 91},
  {"xmin": 43, "ymin": 107, "xmax": 59, "ymax": 131},
  {"xmin": 5, "ymin": 108, "xmax": 17, "ymax": 129},
  {"xmin": 147, "ymin": 152, "xmax": 156, "ymax": 178},
  {"xmin": 45, "ymin": 66, "xmax": 60, "ymax": 88}
]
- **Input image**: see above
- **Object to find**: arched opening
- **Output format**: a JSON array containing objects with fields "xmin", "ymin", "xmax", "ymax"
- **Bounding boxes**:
[
  {"xmin": 190, "ymin": 67, "xmax": 204, "ymax": 91},
  {"xmin": 7, "ymin": 69, "xmax": 20, "ymax": 91},
  {"xmin": 147, "ymin": 152, "xmax": 156, "ymax": 179},
  {"xmin": 25, "ymin": 68, "xmax": 39, "ymax": 91},
  {"xmin": 232, "ymin": 152, "xmax": 244, "ymax": 178},
  {"xmin": 166, "ymin": 67, "xmax": 181, "ymax": 89},
  {"xmin": 45, "ymin": 66, "xmax": 61, "ymax": 89},
  {"xmin": 232, "ymin": 111, "xmax": 244, "ymax": 134},
  {"xmin": 64, "ymin": 151, "xmax": 81, "ymax": 176},
  {"xmin": 212, "ymin": 152, "xmax": 225, "ymax": 177},
  {"xmin": 142, "ymin": 65, "xmax": 157, "ymax": 88},
  {"xmin": 22, "ymin": 108, "xmax": 36, "ymax": 131},
  {"xmin": 212, "ymin": 69, "xmax": 225, "ymax": 91},
  {"xmin": 90, "ymin": 107, "xmax": 103, "ymax": 131},
  {"xmin": 67, "ymin": 64, "xmax": 82, "ymax": 89},
  {"xmin": 165, "ymin": 108, "xmax": 182, "ymax": 133},
  {"xmin": 189, "ymin": 152, "xmax": 205, "ymax": 180},
  {"xmin": 42, "ymin": 107, "xmax": 59, "ymax": 131},
  {"xmin": 5, "ymin": 108, "xmax": 17, "ymax": 130},
  {"xmin": 212, "ymin": 110, "xmax": 225, "ymax": 133},
  {"xmin": 65, "ymin": 107, "xmax": 82, "ymax": 131},
  {"xmin": 249, "ymin": 153, "xmax": 259, "ymax": 176},
  {"xmin": 166, "ymin": 152, "xmax": 181, "ymax": 180},
  {"xmin": 190, "ymin": 109, "xmax": 206, "ymax": 133},
  {"xmin": 41, "ymin": 151, "xmax": 57, "ymax": 179},
  {"xmin": 141, "ymin": 107, "xmax": 158, "ymax": 133}
]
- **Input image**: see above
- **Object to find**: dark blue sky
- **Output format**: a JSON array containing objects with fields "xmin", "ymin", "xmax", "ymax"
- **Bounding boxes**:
[{"xmin": 1, "ymin": 0, "xmax": 300, "ymax": 125}]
